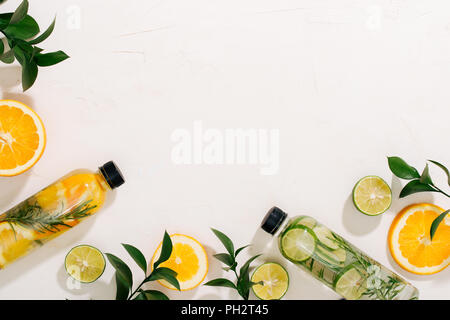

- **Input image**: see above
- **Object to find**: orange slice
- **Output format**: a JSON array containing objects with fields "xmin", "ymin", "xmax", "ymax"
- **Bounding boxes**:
[
  {"xmin": 388, "ymin": 203, "xmax": 450, "ymax": 275},
  {"xmin": 151, "ymin": 234, "xmax": 208, "ymax": 291},
  {"xmin": 0, "ymin": 100, "xmax": 46, "ymax": 176}
]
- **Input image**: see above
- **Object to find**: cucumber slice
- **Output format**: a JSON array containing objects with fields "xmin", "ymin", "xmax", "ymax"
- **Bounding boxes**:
[
  {"xmin": 313, "ymin": 226, "xmax": 339, "ymax": 250},
  {"xmin": 315, "ymin": 247, "xmax": 346, "ymax": 267},
  {"xmin": 281, "ymin": 225, "xmax": 317, "ymax": 262},
  {"xmin": 334, "ymin": 265, "xmax": 367, "ymax": 300},
  {"xmin": 295, "ymin": 216, "xmax": 317, "ymax": 229}
]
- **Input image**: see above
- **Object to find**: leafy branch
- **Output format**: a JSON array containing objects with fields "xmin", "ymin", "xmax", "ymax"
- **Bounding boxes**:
[
  {"xmin": 0, "ymin": 0, "xmax": 69, "ymax": 91},
  {"xmin": 387, "ymin": 156, "xmax": 449, "ymax": 240},
  {"xmin": 105, "ymin": 231, "xmax": 180, "ymax": 300},
  {"xmin": 204, "ymin": 228, "xmax": 262, "ymax": 300}
]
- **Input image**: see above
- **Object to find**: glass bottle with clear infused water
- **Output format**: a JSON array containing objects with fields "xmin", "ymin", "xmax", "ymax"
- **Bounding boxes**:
[{"xmin": 260, "ymin": 207, "xmax": 419, "ymax": 300}]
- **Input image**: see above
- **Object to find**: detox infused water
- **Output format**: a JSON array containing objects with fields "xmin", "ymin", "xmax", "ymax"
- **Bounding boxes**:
[{"xmin": 260, "ymin": 207, "xmax": 419, "ymax": 300}]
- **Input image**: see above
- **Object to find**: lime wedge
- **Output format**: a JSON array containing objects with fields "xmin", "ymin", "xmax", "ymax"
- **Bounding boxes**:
[
  {"xmin": 334, "ymin": 265, "xmax": 367, "ymax": 300},
  {"xmin": 65, "ymin": 245, "xmax": 106, "ymax": 283},
  {"xmin": 281, "ymin": 225, "xmax": 317, "ymax": 262},
  {"xmin": 251, "ymin": 262, "xmax": 289, "ymax": 300},
  {"xmin": 353, "ymin": 176, "xmax": 392, "ymax": 216}
]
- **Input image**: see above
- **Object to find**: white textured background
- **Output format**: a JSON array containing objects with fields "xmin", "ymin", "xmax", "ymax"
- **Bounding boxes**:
[{"xmin": 0, "ymin": 0, "xmax": 449, "ymax": 299}]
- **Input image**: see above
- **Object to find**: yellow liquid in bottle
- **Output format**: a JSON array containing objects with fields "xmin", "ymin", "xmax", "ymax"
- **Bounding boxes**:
[{"xmin": 0, "ymin": 170, "xmax": 109, "ymax": 268}]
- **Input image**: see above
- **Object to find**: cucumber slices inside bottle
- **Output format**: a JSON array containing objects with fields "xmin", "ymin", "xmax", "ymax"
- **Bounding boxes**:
[{"xmin": 333, "ymin": 265, "xmax": 367, "ymax": 300}]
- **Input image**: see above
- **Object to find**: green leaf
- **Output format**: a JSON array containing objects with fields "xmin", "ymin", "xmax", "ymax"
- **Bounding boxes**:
[
  {"xmin": 429, "ymin": 160, "xmax": 450, "ymax": 187},
  {"xmin": 211, "ymin": 228, "xmax": 234, "ymax": 257},
  {"xmin": 399, "ymin": 179, "xmax": 438, "ymax": 198},
  {"xmin": 235, "ymin": 245, "xmax": 250, "ymax": 257},
  {"xmin": 153, "ymin": 231, "xmax": 173, "ymax": 269},
  {"xmin": 114, "ymin": 272, "xmax": 130, "ymax": 300},
  {"xmin": 388, "ymin": 157, "xmax": 420, "ymax": 180},
  {"xmin": 204, "ymin": 278, "xmax": 237, "ymax": 289},
  {"xmin": 10, "ymin": 0, "xmax": 28, "ymax": 25},
  {"xmin": 0, "ymin": 49, "xmax": 14, "ymax": 64},
  {"xmin": 239, "ymin": 254, "xmax": 261, "ymax": 279},
  {"xmin": 105, "ymin": 253, "xmax": 133, "ymax": 291},
  {"xmin": 3, "ymin": 15, "xmax": 39, "ymax": 39},
  {"xmin": 29, "ymin": 17, "xmax": 55, "ymax": 44},
  {"xmin": 122, "ymin": 243, "xmax": 147, "ymax": 274},
  {"xmin": 34, "ymin": 50, "xmax": 69, "ymax": 67},
  {"xmin": 213, "ymin": 253, "xmax": 234, "ymax": 267},
  {"xmin": 420, "ymin": 164, "xmax": 433, "ymax": 185},
  {"xmin": 21, "ymin": 58, "xmax": 37, "ymax": 91},
  {"xmin": 132, "ymin": 292, "xmax": 147, "ymax": 300},
  {"xmin": 430, "ymin": 209, "xmax": 449, "ymax": 240},
  {"xmin": 147, "ymin": 267, "xmax": 180, "ymax": 290},
  {"xmin": 141, "ymin": 290, "xmax": 170, "ymax": 300},
  {"xmin": 0, "ymin": 13, "xmax": 13, "ymax": 29},
  {"xmin": 0, "ymin": 39, "xmax": 4, "ymax": 55},
  {"xmin": 13, "ymin": 45, "xmax": 26, "ymax": 65}
]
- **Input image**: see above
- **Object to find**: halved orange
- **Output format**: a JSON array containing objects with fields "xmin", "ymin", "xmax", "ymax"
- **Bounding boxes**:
[
  {"xmin": 0, "ymin": 100, "xmax": 46, "ymax": 176},
  {"xmin": 151, "ymin": 234, "xmax": 208, "ymax": 291},
  {"xmin": 388, "ymin": 203, "xmax": 450, "ymax": 275}
]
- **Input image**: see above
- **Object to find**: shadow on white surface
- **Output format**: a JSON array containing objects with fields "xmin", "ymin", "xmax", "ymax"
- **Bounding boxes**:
[
  {"xmin": 0, "ymin": 172, "xmax": 30, "ymax": 212},
  {"xmin": 56, "ymin": 264, "xmax": 115, "ymax": 300},
  {"xmin": 341, "ymin": 194, "xmax": 382, "ymax": 235},
  {"xmin": 0, "ymin": 66, "xmax": 21, "ymax": 91}
]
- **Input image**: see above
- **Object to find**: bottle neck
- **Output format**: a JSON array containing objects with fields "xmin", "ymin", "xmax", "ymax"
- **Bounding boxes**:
[{"xmin": 96, "ymin": 170, "xmax": 112, "ymax": 191}]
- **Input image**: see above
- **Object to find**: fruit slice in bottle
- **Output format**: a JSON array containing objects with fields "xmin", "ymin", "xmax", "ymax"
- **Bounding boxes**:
[
  {"xmin": 65, "ymin": 245, "xmax": 106, "ymax": 283},
  {"xmin": 292, "ymin": 216, "xmax": 317, "ymax": 229},
  {"xmin": 313, "ymin": 225, "xmax": 339, "ymax": 250},
  {"xmin": 353, "ymin": 176, "xmax": 392, "ymax": 216},
  {"xmin": 315, "ymin": 247, "xmax": 346, "ymax": 267},
  {"xmin": 388, "ymin": 203, "xmax": 450, "ymax": 275},
  {"xmin": 334, "ymin": 265, "xmax": 367, "ymax": 300},
  {"xmin": 281, "ymin": 225, "xmax": 317, "ymax": 262},
  {"xmin": 251, "ymin": 262, "xmax": 289, "ymax": 300}
]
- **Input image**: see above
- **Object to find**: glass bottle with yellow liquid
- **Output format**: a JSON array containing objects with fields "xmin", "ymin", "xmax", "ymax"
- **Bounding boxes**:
[{"xmin": 0, "ymin": 161, "xmax": 124, "ymax": 269}]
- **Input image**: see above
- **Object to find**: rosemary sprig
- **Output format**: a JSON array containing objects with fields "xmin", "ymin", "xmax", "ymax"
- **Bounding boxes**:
[{"xmin": 0, "ymin": 199, "xmax": 96, "ymax": 235}]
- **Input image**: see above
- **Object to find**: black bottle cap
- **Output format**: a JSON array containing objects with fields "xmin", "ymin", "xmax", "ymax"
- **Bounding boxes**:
[
  {"xmin": 99, "ymin": 161, "xmax": 125, "ymax": 189},
  {"xmin": 261, "ymin": 206, "xmax": 287, "ymax": 235}
]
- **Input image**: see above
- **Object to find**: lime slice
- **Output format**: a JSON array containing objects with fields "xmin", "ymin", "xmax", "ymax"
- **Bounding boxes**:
[
  {"xmin": 315, "ymin": 247, "xmax": 346, "ymax": 267},
  {"xmin": 353, "ymin": 176, "xmax": 392, "ymax": 216},
  {"xmin": 334, "ymin": 265, "xmax": 367, "ymax": 300},
  {"xmin": 292, "ymin": 216, "xmax": 317, "ymax": 229},
  {"xmin": 313, "ymin": 226, "xmax": 339, "ymax": 250},
  {"xmin": 65, "ymin": 245, "xmax": 106, "ymax": 283},
  {"xmin": 281, "ymin": 225, "xmax": 317, "ymax": 262},
  {"xmin": 251, "ymin": 262, "xmax": 289, "ymax": 300}
]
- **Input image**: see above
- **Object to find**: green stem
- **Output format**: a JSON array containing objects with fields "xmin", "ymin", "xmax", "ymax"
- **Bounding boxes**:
[
  {"xmin": 128, "ymin": 278, "xmax": 146, "ymax": 300},
  {"xmin": 433, "ymin": 185, "xmax": 450, "ymax": 198}
]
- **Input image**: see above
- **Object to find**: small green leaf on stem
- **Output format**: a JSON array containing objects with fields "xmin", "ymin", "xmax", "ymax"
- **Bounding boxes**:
[
  {"xmin": 204, "ymin": 278, "xmax": 237, "ymax": 289},
  {"xmin": 34, "ymin": 50, "xmax": 69, "ymax": 67},
  {"xmin": 388, "ymin": 157, "xmax": 420, "ymax": 180},
  {"xmin": 153, "ymin": 231, "xmax": 173, "ymax": 269},
  {"xmin": 9, "ymin": 0, "xmax": 28, "ymax": 25},
  {"xmin": 115, "ymin": 272, "xmax": 131, "ymax": 300},
  {"xmin": 429, "ymin": 160, "xmax": 450, "ymax": 187},
  {"xmin": 399, "ymin": 180, "xmax": 437, "ymax": 198},
  {"xmin": 0, "ymin": 39, "xmax": 4, "ymax": 55},
  {"xmin": 211, "ymin": 228, "xmax": 234, "ymax": 257},
  {"xmin": 0, "ymin": 13, "xmax": 12, "ymax": 29},
  {"xmin": 105, "ymin": 253, "xmax": 133, "ymax": 290},
  {"xmin": 3, "ymin": 15, "xmax": 39, "ymax": 39},
  {"xmin": 28, "ymin": 17, "xmax": 55, "ymax": 45},
  {"xmin": 21, "ymin": 58, "xmax": 37, "ymax": 91},
  {"xmin": 430, "ymin": 209, "xmax": 449, "ymax": 241},
  {"xmin": 122, "ymin": 243, "xmax": 147, "ymax": 274},
  {"xmin": 235, "ymin": 245, "xmax": 250, "ymax": 257},
  {"xmin": 420, "ymin": 164, "xmax": 433, "ymax": 185},
  {"xmin": 0, "ymin": 49, "xmax": 14, "ymax": 64},
  {"xmin": 147, "ymin": 267, "xmax": 180, "ymax": 290},
  {"xmin": 141, "ymin": 290, "xmax": 170, "ymax": 300},
  {"xmin": 213, "ymin": 253, "xmax": 234, "ymax": 267}
]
